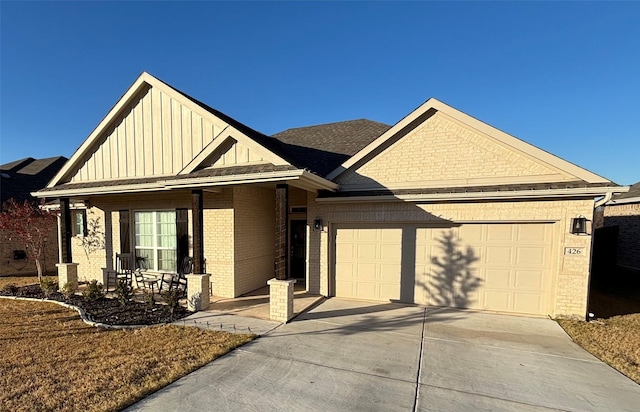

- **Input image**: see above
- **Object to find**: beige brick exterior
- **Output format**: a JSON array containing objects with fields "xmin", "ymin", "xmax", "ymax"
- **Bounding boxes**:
[
  {"xmin": 338, "ymin": 112, "xmax": 574, "ymax": 190},
  {"xmin": 63, "ymin": 187, "xmax": 276, "ymax": 299},
  {"xmin": 232, "ymin": 186, "xmax": 275, "ymax": 296},
  {"xmin": 70, "ymin": 207, "xmax": 107, "ymax": 283},
  {"xmin": 307, "ymin": 196, "xmax": 595, "ymax": 318}
]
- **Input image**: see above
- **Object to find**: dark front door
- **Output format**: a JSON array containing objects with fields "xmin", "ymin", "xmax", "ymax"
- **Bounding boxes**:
[{"xmin": 290, "ymin": 220, "xmax": 307, "ymax": 279}]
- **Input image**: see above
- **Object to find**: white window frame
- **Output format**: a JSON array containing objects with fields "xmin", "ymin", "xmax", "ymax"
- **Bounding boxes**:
[{"xmin": 133, "ymin": 210, "xmax": 177, "ymax": 272}]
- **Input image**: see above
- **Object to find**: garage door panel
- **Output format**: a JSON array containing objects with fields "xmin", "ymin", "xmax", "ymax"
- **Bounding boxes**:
[
  {"xmin": 517, "ymin": 224, "xmax": 549, "ymax": 242},
  {"xmin": 514, "ymin": 270, "xmax": 544, "ymax": 289},
  {"xmin": 513, "ymin": 293, "xmax": 544, "ymax": 314},
  {"xmin": 380, "ymin": 244, "xmax": 402, "ymax": 260},
  {"xmin": 487, "ymin": 225, "xmax": 514, "ymax": 241},
  {"xmin": 483, "ymin": 290, "xmax": 510, "ymax": 311},
  {"xmin": 458, "ymin": 224, "xmax": 483, "ymax": 241},
  {"xmin": 515, "ymin": 247, "xmax": 547, "ymax": 266},
  {"xmin": 485, "ymin": 268, "xmax": 511, "ymax": 288},
  {"xmin": 336, "ymin": 242, "xmax": 355, "ymax": 259},
  {"xmin": 485, "ymin": 246, "xmax": 513, "ymax": 265}
]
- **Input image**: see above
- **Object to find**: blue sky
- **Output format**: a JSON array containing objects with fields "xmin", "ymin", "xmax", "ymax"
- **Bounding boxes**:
[{"xmin": 1, "ymin": 1, "xmax": 638, "ymax": 185}]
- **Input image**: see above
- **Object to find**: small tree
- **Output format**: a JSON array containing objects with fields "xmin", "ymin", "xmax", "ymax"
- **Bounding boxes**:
[{"xmin": 0, "ymin": 199, "xmax": 57, "ymax": 282}]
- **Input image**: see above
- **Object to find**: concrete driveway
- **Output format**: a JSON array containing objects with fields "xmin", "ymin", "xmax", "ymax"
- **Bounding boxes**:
[{"xmin": 128, "ymin": 298, "xmax": 640, "ymax": 412}]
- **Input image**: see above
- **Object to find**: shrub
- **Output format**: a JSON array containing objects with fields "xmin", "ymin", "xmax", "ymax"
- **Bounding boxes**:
[
  {"xmin": 82, "ymin": 280, "xmax": 105, "ymax": 301},
  {"xmin": 40, "ymin": 278, "xmax": 58, "ymax": 298},
  {"xmin": 114, "ymin": 279, "xmax": 133, "ymax": 306},
  {"xmin": 161, "ymin": 289, "xmax": 182, "ymax": 317},
  {"xmin": 141, "ymin": 289, "xmax": 155, "ymax": 308},
  {"xmin": 61, "ymin": 282, "xmax": 77, "ymax": 301}
]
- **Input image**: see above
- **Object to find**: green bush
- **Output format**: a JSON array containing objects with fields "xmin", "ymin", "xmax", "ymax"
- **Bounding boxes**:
[
  {"xmin": 141, "ymin": 289, "xmax": 155, "ymax": 308},
  {"xmin": 40, "ymin": 278, "xmax": 58, "ymax": 298},
  {"xmin": 60, "ymin": 282, "xmax": 77, "ymax": 301},
  {"xmin": 161, "ymin": 289, "xmax": 182, "ymax": 317},
  {"xmin": 82, "ymin": 280, "xmax": 105, "ymax": 301},
  {"xmin": 114, "ymin": 279, "xmax": 133, "ymax": 306}
]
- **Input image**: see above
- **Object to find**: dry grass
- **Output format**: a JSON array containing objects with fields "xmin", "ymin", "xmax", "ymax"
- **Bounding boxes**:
[
  {"xmin": 0, "ymin": 274, "xmax": 57, "ymax": 288},
  {"xmin": 0, "ymin": 299, "xmax": 254, "ymax": 411},
  {"xmin": 558, "ymin": 286, "xmax": 640, "ymax": 385},
  {"xmin": 558, "ymin": 314, "xmax": 640, "ymax": 384}
]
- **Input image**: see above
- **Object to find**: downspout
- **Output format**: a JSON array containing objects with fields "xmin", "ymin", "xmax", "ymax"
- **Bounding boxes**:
[
  {"xmin": 594, "ymin": 191, "xmax": 614, "ymax": 208},
  {"xmin": 585, "ymin": 190, "xmax": 615, "ymax": 321}
]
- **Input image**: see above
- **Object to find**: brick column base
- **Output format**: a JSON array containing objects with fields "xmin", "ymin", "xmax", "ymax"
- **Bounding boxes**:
[
  {"xmin": 267, "ymin": 278, "xmax": 296, "ymax": 323},
  {"xmin": 56, "ymin": 263, "xmax": 78, "ymax": 291},
  {"xmin": 186, "ymin": 274, "xmax": 211, "ymax": 311}
]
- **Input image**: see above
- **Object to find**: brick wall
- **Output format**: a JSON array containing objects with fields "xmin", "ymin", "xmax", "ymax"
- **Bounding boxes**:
[
  {"xmin": 307, "ymin": 196, "xmax": 595, "ymax": 318},
  {"xmin": 233, "ymin": 186, "xmax": 275, "ymax": 296},
  {"xmin": 203, "ymin": 189, "xmax": 235, "ymax": 297},
  {"xmin": 603, "ymin": 203, "xmax": 640, "ymax": 270},
  {"xmin": 338, "ymin": 112, "xmax": 573, "ymax": 189}
]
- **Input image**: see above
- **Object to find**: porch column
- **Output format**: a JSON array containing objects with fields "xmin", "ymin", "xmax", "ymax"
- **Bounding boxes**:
[
  {"xmin": 187, "ymin": 190, "xmax": 209, "ymax": 312},
  {"xmin": 191, "ymin": 189, "xmax": 204, "ymax": 274},
  {"xmin": 57, "ymin": 198, "xmax": 77, "ymax": 290},
  {"xmin": 59, "ymin": 198, "xmax": 72, "ymax": 263},
  {"xmin": 275, "ymin": 184, "xmax": 288, "ymax": 280}
]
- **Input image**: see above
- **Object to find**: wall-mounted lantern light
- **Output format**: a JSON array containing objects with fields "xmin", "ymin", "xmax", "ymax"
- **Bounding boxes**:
[
  {"xmin": 313, "ymin": 218, "xmax": 323, "ymax": 231},
  {"xmin": 570, "ymin": 216, "xmax": 588, "ymax": 235}
]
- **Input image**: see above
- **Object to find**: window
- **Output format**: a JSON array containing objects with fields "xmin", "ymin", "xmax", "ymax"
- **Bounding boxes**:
[
  {"xmin": 72, "ymin": 210, "xmax": 87, "ymax": 237},
  {"xmin": 134, "ymin": 211, "xmax": 176, "ymax": 272}
]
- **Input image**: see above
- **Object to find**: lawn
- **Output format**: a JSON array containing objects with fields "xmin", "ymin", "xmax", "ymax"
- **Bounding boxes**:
[
  {"xmin": 557, "ymin": 287, "xmax": 640, "ymax": 385},
  {"xmin": 0, "ymin": 276, "xmax": 255, "ymax": 411}
]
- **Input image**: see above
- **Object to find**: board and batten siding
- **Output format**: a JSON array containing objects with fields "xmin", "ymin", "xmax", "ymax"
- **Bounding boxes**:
[{"xmin": 70, "ymin": 86, "xmax": 266, "ymax": 182}]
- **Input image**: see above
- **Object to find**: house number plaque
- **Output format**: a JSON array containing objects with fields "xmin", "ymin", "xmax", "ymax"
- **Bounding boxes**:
[{"xmin": 564, "ymin": 247, "xmax": 584, "ymax": 255}]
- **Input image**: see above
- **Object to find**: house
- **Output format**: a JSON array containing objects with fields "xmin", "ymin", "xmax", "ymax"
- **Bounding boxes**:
[
  {"xmin": 1, "ymin": 156, "xmax": 67, "ymax": 276},
  {"xmin": 594, "ymin": 181, "xmax": 640, "ymax": 280},
  {"xmin": 33, "ymin": 72, "xmax": 625, "ymax": 319}
]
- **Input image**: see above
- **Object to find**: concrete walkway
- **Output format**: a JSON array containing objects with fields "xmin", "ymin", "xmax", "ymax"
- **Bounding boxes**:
[{"xmin": 128, "ymin": 299, "xmax": 640, "ymax": 412}]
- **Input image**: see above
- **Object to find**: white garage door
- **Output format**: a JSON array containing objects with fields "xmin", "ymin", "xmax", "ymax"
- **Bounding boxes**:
[
  {"xmin": 334, "ymin": 223, "xmax": 554, "ymax": 316},
  {"xmin": 334, "ymin": 227, "xmax": 402, "ymax": 301}
]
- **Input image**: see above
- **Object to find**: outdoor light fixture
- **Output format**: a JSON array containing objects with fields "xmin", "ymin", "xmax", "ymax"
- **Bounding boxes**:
[
  {"xmin": 570, "ymin": 216, "xmax": 588, "ymax": 235},
  {"xmin": 313, "ymin": 218, "xmax": 323, "ymax": 231}
]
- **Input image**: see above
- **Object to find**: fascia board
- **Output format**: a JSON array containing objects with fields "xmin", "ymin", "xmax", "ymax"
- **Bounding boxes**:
[
  {"xmin": 316, "ymin": 186, "xmax": 625, "ymax": 203},
  {"xmin": 34, "ymin": 168, "xmax": 337, "ymax": 198},
  {"xmin": 325, "ymin": 99, "xmax": 436, "ymax": 180}
]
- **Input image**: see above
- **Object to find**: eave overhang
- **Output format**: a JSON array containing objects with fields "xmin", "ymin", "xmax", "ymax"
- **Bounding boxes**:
[
  {"xmin": 33, "ymin": 169, "xmax": 337, "ymax": 198},
  {"xmin": 317, "ymin": 186, "xmax": 628, "ymax": 204}
]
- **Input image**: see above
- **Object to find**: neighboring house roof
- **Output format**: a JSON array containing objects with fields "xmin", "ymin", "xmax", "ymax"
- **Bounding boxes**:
[
  {"xmin": 607, "ymin": 181, "xmax": 640, "ymax": 205},
  {"xmin": 0, "ymin": 156, "xmax": 67, "ymax": 209},
  {"xmin": 272, "ymin": 119, "xmax": 391, "ymax": 177}
]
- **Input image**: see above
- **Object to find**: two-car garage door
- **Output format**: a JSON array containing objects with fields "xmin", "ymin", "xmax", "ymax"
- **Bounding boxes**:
[{"xmin": 334, "ymin": 223, "xmax": 554, "ymax": 316}]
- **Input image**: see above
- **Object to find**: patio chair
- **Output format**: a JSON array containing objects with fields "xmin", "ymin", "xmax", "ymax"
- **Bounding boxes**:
[
  {"xmin": 134, "ymin": 256, "xmax": 160, "ymax": 294},
  {"xmin": 160, "ymin": 256, "xmax": 192, "ymax": 299},
  {"xmin": 114, "ymin": 253, "xmax": 134, "ymax": 289}
]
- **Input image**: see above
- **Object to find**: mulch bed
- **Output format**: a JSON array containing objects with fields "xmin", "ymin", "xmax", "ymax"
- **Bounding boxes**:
[{"xmin": 0, "ymin": 284, "xmax": 192, "ymax": 326}]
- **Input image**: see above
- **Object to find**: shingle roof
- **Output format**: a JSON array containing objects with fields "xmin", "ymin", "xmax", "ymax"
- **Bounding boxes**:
[
  {"xmin": 610, "ymin": 181, "xmax": 640, "ymax": 202},
  {"xmin": 35, "ymin": 164, "xmax": 299, "ymax": 194},
  {"xmin": 0, "ymin": 156, "xmax": 67, "ymax": 208},
  {"xmin": 158, "ymin": 78, "xmax": 299, "ymax": 167},
  {"xmin": 272, "ymin": 119, "xmax": 391, "ymax": 177}
]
